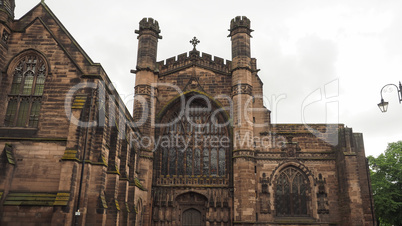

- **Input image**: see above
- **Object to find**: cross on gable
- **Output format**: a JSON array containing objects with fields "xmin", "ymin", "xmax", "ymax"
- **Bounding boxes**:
[{"xmin": 190, "ymin": 37, "xmax": 200, "ymax": 50}]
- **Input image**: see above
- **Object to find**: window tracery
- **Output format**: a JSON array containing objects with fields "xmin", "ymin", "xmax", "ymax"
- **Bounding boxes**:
[
  {"xmin": 156, "ymin": 95, "xmax": 230, "ymax": 185},
  {"xmin": 275, "ymin": 167, "xmax": 309, "ymax": 217},
  {"xmin": 4, "ymin": 52, "xmax": 47, "ymax": 127}
]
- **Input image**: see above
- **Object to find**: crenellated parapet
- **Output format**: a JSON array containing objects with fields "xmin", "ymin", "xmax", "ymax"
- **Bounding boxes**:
[
  {"xmin": 157, "ymin": 51, "xmax": 232, "ymax": 76},
  {"xmin": 135, "ymin": 17, "xmax": 162, "ymax": 39},
  {"xmin": 228, "ymin": 16, "xmax": 253, "ymax": 37}
]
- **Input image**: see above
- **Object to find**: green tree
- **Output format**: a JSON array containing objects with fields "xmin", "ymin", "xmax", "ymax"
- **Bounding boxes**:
[{"xmin": 368, "ymin": 141, "xmax": 402, "ymax": 226}]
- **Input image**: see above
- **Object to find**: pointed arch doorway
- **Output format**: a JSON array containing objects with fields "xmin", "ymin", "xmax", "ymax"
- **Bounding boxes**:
[
  {"xmin": 177, "ymin": 192, "xmax": 206, "ymax": 226},
  {"xmin": 182, "ymin": 208, "xmax": 202, "ymax": 226}
]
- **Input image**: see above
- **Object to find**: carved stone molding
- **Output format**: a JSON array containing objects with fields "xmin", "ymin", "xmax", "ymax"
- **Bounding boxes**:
[
  {"xmin": 259, "ymin": 173, "xmax": 271, "ymax": 214},
  {"xmin": 280, "ymin": 142, "xmax": 301, "ymax": 158},
  {"xmin": 2, "ymin": 30, "xmax": 10, "ymax": 43},
  {"xmin": 135, "ymin": 84, "xmax": 153, "ymax": 96},
  {"xmin": 316, "ymin": 174, "xmax": 329, "ymax": 214},
  {"xmin": 231, "ymin": 83, "xmax": 252, "ymax": 96}
]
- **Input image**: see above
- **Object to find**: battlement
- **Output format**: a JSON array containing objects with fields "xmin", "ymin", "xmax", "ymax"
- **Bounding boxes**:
[
  {"xmin": 135, "ymin": 17, "xmax": 161, "ymax": 35},
  {"xmin": 230, "ymin": 16, "xmax": 251, "ymax": 30},
  {"xmin": 157, "ymin": 51, "xmax": 232, "ymax": 76},
  {"xmin": 228, "ymin": 16, "xmax": 253, "ymax": 37}
]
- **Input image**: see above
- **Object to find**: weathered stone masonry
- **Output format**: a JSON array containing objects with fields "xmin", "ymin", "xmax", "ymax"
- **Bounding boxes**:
[{"xmin": 0, "ymin": 1, "xmax": 375, "ymax": 226}]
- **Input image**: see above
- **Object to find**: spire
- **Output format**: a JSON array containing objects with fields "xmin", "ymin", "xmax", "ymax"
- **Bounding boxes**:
[{"xmin": 0, "ymin": 0, "xmax": 16, "ymax": 19}]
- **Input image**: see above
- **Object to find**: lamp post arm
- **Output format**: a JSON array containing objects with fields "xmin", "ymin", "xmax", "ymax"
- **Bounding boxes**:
[{"xmin": 379, "ymin": 83, "xmax": 402, "ymax": 103}]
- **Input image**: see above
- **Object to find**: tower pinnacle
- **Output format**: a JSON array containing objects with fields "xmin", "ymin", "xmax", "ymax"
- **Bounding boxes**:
[
  {"xmin": 228, "ymin": 16, "xmax": 253, "ymax": 37},
  {"xmin": 135, "ymin": 18, "xmax": 162, "ymax": 39}
]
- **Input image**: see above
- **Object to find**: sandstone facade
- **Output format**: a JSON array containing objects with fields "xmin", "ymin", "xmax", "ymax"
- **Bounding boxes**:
[{"xmin": 0, "ymin": 1, "xmax": 375, "ymax": 225}]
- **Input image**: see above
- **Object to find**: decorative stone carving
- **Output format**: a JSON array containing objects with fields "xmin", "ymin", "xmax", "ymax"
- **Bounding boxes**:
[
  {"xmin": 316, "ymin": 174, "xmax": 329, "ymax": 214},
  {"xmin": 183, "ymin": 77, "xmax": 206, "ymax": 93},
  {"xmin": 2, "ymin": 30, "xmax": 10, "ymax": 43},
  {"xmin": 231, "ymin": 83, "xmax": 252, "ymax": 96},
  {"xmin": 189, "ymin": 49, "xmax": 200, "ymax": 62},
  {"xmin": 135, "ymin": 84, "xmax": 153, "ymax": 96},
  {"xmin": 280, "ymin": 136, "xmax": 301, "ymax": 157},
  {"xmin": 259, "ymin": 173, "xmax": 271, "ymax": 214}
]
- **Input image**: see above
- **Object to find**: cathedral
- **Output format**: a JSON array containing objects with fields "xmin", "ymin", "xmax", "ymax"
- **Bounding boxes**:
[{"xmin": 0, "ymin": 1, "xmax": 375, "ymax": 225}]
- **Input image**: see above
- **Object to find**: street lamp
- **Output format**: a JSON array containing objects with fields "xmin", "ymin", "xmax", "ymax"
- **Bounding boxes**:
[{"xmin": 378, "ymin": 82, "xmax": 402, "ymax": 113}]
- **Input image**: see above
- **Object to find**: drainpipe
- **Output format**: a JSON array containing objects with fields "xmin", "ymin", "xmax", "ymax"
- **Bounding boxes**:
[
  {"xmin": 73, "ymin": 89, "xmax": 95, "ymax": 226},
  {"xmin": 366, "ymin": 158, "xmax": 376, "ymax": 225}
]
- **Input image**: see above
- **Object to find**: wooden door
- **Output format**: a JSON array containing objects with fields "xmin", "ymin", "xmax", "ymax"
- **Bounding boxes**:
[{"xmin": 182, "ymin": 208, "xmax": 202, "ymax": 226}]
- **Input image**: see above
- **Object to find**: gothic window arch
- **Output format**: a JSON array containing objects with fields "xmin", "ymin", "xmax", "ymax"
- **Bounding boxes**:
[
  {"xmin": 4, "ymin": 51, "xmax": 48, "ymax": 127},
  {"xmin": 156, "ymin": 94, "xmax": 230, "ymax": 185},
  {"xmin": 275, "ymin": 166, "xmax": 309, "ymax": 217}
]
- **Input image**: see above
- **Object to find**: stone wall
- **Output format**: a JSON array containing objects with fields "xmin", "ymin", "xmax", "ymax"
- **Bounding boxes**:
[{"xmin": 0, "ymin": 3, "xmax": 145, "ymax": 226}]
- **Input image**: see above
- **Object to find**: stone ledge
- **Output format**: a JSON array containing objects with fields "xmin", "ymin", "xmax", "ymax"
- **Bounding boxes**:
[
  {"xmin": 3, "ymin": 192, "xmax": 70, "ymax": 206},
  {"xmin": 0, "ymin": 136, "xmax": 67, "ymax": 142},
  {"xmin": 0, "ymin": 127, "xmax": 38, "ymax": 137}
]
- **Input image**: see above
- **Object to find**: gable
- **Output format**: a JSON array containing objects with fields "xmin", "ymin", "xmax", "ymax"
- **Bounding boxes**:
[{"xmin": 11, "ymin": 2, "xmax": 98, "ymax": 75}]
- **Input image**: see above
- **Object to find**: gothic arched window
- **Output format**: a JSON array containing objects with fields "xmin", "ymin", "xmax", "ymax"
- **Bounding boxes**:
[
  {"xmin": 275, "ymin": 167, "xmax": 309, "ymax": 217},
  {"xmin": 156, "ymin": 94, "xmax": 230, "ymax": 185},
  {"xmin": 4, "ymin": 52, "xmax": 47, "ymax": 127}
]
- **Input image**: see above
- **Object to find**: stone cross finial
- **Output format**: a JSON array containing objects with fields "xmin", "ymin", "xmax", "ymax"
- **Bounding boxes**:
[{"xmin": 190, "ymin": 37, "xmax": 200, "ymax": 50}]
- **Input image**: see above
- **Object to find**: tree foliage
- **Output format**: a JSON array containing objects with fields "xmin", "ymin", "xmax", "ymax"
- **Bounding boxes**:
[{"xmin": 368, "ymin": 141, "xmax": 402, "ymax": 226}]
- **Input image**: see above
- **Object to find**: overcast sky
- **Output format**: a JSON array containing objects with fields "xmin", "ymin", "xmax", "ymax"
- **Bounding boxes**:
[{"xmin": 16, "ymin": 0, "xmax": 402, "ymax": 157}]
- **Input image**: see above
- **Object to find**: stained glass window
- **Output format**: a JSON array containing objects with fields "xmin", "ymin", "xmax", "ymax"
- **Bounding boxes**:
[
  {"xmin": 162, "ymin": 147, "xmax": 168, "ymax": 176},
  {"xmin": 157, "ymin": 95, "xmax": 229, "ymax": 184},
  {"xmin": 275, "ymin": 167, "xmax": 309, "ymax": 217},
  {"xmin": 4, "ymin": 52, "xmax": 47, "ymax": 127},
  {"xmin": 194, "ymin": 148, "xmax": 201, "ymax": 175},
  {"xmin": 169, "ymin": 148, "xmax": 176, "ymax": 175},
  {"xmin": 34, "ymin": 65, "xmax": 46, "ymax": 95},
  {"xmin": 211, "ymin": 148, "xmax": 217, "ymax": 176},
  {"xmin": 29, "ymin": 100, "xmax": 41, "ymax": 128},
  {"xmin": 4, "ymin": 99, "xmax": 17, "ymax": 126},
  {"xmin": 178, "ymin": 149, "xmax": 185, "ymax": 175},
  {"xmin": 186, "ymin": 148, "xmax": 193, "ymax": 175},
  {"xmin": 22, "ymin": 71, "xmax": 34, "ymax": 95},
  {"xmin": 16, "ymin": 99, "xmax": 29, "ymax": 127},
  {"xmin": 11, "ymin": 68, "xmax": 22, "ymax": 94},
  {"xmin": 203, "ymin": 148, "xmax": 209, "ymax": 175},
  {"xmin": 218, "ymin": 148, "xmax": 225, "ymax": 176}
]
